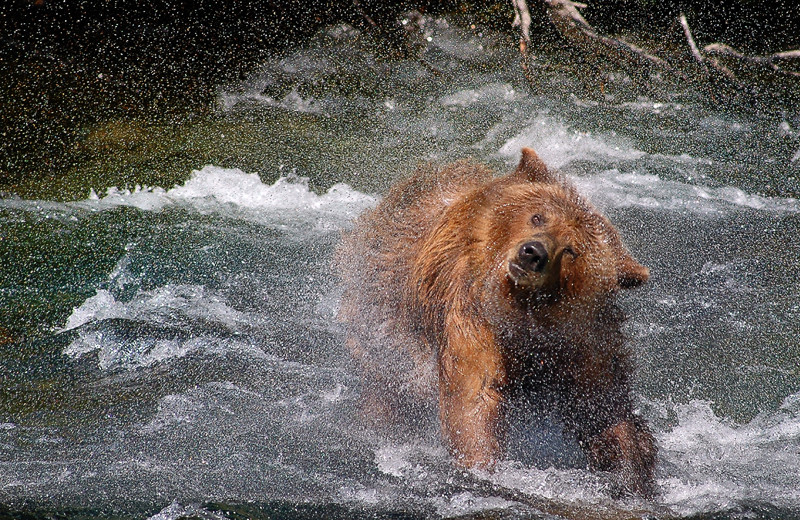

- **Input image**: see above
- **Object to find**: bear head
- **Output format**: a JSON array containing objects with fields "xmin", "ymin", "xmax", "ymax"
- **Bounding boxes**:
[{"xmin": 483, "ymin": 148, "xmax": 649, "ymax": 311}]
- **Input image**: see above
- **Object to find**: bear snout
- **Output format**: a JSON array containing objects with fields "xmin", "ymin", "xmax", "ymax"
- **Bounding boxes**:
[
  {"xmin": 508, "ymin": 239, "xmax": 555, "ymax": 287},
  {"xmin": 518, "ymin": 241, "xmax": 549, "ymax": 273}
]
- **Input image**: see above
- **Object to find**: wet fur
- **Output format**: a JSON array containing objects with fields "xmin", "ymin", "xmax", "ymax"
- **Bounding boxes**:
[{"xmin": 336, "ymin": 148, "xmax": 656, "ymax": 496}]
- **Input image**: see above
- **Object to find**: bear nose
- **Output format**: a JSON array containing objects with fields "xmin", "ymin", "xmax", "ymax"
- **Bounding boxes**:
[{"xmin": 518, "ymin": 241, "xmax": 549, "ymax": 272}]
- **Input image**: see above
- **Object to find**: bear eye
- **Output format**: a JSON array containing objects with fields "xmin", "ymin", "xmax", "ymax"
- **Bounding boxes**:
[{"xmin": 530, "ymin": 213, "xmax": 545, "ymax": 227}]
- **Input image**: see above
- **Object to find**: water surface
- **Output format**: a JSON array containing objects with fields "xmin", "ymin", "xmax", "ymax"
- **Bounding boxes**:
[{"xmin": 2, "ymin": 17, "xmax": 800, "ymax": 520}]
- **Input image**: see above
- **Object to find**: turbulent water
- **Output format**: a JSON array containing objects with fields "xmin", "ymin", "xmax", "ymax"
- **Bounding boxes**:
[{"xmin": 2, "ymin": 16, "xmax": 800, "ymax": 520}]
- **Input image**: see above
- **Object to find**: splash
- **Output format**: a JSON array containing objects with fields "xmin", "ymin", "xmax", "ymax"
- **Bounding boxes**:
[
  {"xmin": 659, "ymin": 397, "xmax": 800, "ymax": 515},
  {"xmin": 77, "ymin": 166, "xmax": 377, "ymax": 232},
  {"xmin": 494, "ymin": 117, "xmax": 800, "ymax": 215},
  {"xmin": 61, "ymin": 285, "xmax": 256, "ymax": 371},
  {"xmin": 61, "ymin": 285, "xmax": 249, "ymax": 334}
]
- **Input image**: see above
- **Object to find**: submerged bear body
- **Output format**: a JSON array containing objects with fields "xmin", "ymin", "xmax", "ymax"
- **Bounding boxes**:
[{"xmin": 336, "ymin": 148, "xmax": 656, "ymax": 496}]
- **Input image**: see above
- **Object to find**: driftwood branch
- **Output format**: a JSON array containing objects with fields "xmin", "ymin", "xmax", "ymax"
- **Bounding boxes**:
[
  {"xmin": 511, "ymin": 0, "xmax": 532, "ymax": 49},
  {"xmin": 678, "ymin": 12, "xmax": 741, "ymax": 98},
  {"xmin": 679, "ymin": 13, "xmax": 704, "ymax": 65},
  {"xmin": 679, "ymin": 13, "xmax": 737, "ymax": 81},
  {"xmin": 679, "ymin": 13, "xmax": 800, "ymax": 104},
  {"xmin": 541, "ymin": 0, "xmax": 677, "ymax": 80},
  {"xmin": 704, "ymin": 43, "xmax": 800, "ymax": 80},
  {"xmin": 509, "ymin": 0, "xmax": 800, "ymax": 109},
  {"xmin": 510, "ymin": 0, "xmax": 535, "ymax": 83}
]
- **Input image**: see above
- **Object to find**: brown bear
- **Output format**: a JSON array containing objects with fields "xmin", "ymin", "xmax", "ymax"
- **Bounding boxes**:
[{"xmin": 336, "ymin": 148, "xmax": 656, "ymax": 497}]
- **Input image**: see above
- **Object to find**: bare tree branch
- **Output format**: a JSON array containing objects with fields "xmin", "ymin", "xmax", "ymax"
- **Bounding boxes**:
[
  {"xmin": 511, "ymin": 0, "xmax": 536, "ymax": 84},
  {"xmin": 679, "ymin": 13, "xmax": 800, "ymax": 105},
  {"xmin": 511, "ymin": 0, "xmax": 532, "ymax": 49},
  {"xmin": 704, "ymin": 43, "xmax": 800, "ymax": 79},
  {"xmin": 541, "ymin": 0, "xmax": 675, "ymax": 76},
  {"xmin": 679, "ymin": 13, "xmax": 704, "ymax": 65},
  {"xmin": 679, "ymin": 13, "xmax": 738, "ymax": 84},
  {"xmin": 508, "ymin": 0, "xmax": 800, "ymax": 108}
]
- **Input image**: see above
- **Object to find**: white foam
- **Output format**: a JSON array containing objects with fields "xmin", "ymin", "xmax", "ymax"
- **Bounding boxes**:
[
  {"xmin": 64, "ymin": 328, "xmax": 247, "ymax": 372},
  {"xmin": 219, "ymin": 87, "xmax": 320, "ymax": 113},
  {"xmin": 496, "ymin": 117, "xmax": 646, "ymax": 169},
  {"xmin": 61, "ymin": 285, "xmax": 257, "ymax": 370},
  {"xmin": 61, "ymin": 289, "xmax": 119, "ymax": 332},
  {"xmin": 375, "ymin": 445, "xmax": 414, "ymax": 478},
  {"xmin": 168, "ymin": 167, "xmax": 377, "ymax": 231},
  {"xmin": 440, "ymin": 83, "xmax": 522, "ymax": 107},
  {"xmin": 482, "ymin": 462, "xmax": 612, "ymax": 505},
  {"xmin": 434, "ymin": 491, "xmax": 517, "ymax": 518},
  {"xmin": 75, "ymin": 166, "xmax": 377, "ymax": 231},
  {"xmin": 142, "ymin": 394, "xmax": 202, "ymax": 433},
  {"xmin": 572, "ymin": 170, "xmax": 800, "ymax": 214},
  {"xmin": 618, "ymin": 99, "xmax": 687, "ymax": 114},
  {"xmin": 85, "ymin": 185, "xmax": 172, "ymax": 211},
  {"xmin": 167, "ymin": 167, "xmax": 348, "ymax": 211},
  {"xmin": 659, "ymin": 398, "xmax": 800, "ymax": 514},
  {"xmin": 394, "ymin": 395, "xmax": 800, "ymax": 516},
  {"xmin": 147, "ymin": 501, "xmax": 225, "ymax": 520},
  {"xmin": 496, "ymin": 117, "xmax": 800, "ymax": 215},
  {"xmin": 424, "ymin": 16, "xmax": 491, "ymax": 62},
  {"xmin": 337, "ymin": 484, "xmax": 387, "ymax": 506},
  {"xmin": 139, "ymin": 383, "xmax": 260, "ymax": 433},
  {"xmin": 147, "ymin": 501, "xmax": 189, "ymax": 520},
  {"xmin": 320, "ymin": 383, "xmax": 347, "ymax": 403},
  {"xmin": 373, "ymin": 443, "xmax": 449, "ymax": 479}
]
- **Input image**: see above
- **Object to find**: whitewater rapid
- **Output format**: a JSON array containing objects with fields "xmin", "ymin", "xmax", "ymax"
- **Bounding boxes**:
[{"xmin": 28, "ymin": 155, "xmax": 796, "ymax": 517}]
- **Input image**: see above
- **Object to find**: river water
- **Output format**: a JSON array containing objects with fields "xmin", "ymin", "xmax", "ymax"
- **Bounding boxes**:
[{"xmin": 2, "ymin": 17, "xmax": 800, "ymax": 520}]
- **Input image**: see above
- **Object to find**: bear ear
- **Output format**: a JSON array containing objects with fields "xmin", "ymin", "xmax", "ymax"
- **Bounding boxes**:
[
  {"xmin": 617, "ymin": 255, "xmax": 650, "ymax": 289},
  {"xmin": 512, "ymin": 147, "xmax": 557, "ymax": 184}
]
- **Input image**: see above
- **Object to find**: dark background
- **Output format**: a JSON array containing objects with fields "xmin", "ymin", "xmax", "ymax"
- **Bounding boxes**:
[{"xmin": 1, "ymin": 0, "xmax": 799, "ymax": 191}]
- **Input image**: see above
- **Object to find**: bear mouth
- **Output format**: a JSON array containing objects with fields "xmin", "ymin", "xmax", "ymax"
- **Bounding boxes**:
[
  {"xmin": 507, "ymin": 239, "xmax": 552, "ymax": 287},
  {"xmin": 508, "ymin": 261, "xmax": 545, "ymax": 287},
  {"xmin": 508, "ymin": 261, "xmax": 532, "ymax": 281},
  {"xmin": 507, "ymin": 241, "xmax": 575, "ymax": 290}
]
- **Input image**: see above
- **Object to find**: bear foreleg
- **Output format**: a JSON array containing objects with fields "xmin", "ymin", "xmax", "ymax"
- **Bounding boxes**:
[
  {"xmin": 561, "ymin": 388, "xmax": 656, "ymax": 496},
  {"xmin": 586, "ymin": 416, "xmax": 657, "ymax": 497},
  {"xmin": 438, "ymin": 320, "xmax": 507, "ymax": 469}
]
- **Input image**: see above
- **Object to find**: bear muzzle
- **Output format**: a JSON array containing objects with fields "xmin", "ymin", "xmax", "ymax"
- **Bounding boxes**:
[
  {"xmin": 508, "ymin": 238, "xmax": 558, "ymax": 286},
  {"xmin": 507, "ymin": 237, "xmax": 579, "ymax": 290},
  {"xmin": 517, "ymin": 240, "xmax": 549, "ymax": 273}
]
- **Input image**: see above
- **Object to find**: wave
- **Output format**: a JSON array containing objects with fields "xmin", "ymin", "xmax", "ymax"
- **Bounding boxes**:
[
  {"xmin": 573, "ymin": 170, "xmax": 800, "ymax": 214},
  {"xmin": 73, "ymin": 166, "xmax": 378, "ymax": 232},
  {"xmin": 496, "ymin": 116, "xmax": 647, "ymax": 168},
  {"xmin": 494, "ymin": 118, "xmax": 800, "ymax": 215},
  {"xmin": 439, "ymin": 82, "xmax": 523, "ymax": 108},
  {"xmin": 74, "ymin": 163, "xmax": 800, "ymax": 219},
  {"xmin": 3, "ymin": 156, "xmax": 796, "ymax": 233},
  {"xmin": 61, "ymin": 284, "xmax": 258, "ymax": 371},
  {"xmin": 659, "ymin": 397, "xmax": 800, "ymax": 515}
]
